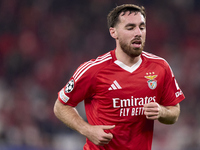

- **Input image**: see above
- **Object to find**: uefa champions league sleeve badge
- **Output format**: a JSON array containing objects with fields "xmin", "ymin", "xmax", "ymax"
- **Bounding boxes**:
[{"xmin": 65, "ymin": 79, "xmax": 75, "ymax": 93}]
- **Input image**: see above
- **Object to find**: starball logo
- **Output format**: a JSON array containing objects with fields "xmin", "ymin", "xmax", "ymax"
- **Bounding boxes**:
[{"xmin": 112, "ymin": 96, "xmax": 156, "ymax": 117}]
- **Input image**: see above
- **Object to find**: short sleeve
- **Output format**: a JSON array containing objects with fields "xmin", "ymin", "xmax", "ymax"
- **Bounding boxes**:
[
  {"xmin": 160, "ymin": 61, "xmax": 185, "ymax": 106},
  {"xmin": 57, "ymin": 62, "xmax": 96, "ymax": 107}
]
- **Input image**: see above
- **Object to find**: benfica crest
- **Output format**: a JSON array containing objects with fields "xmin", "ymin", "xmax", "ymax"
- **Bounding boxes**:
[{"xmin": 145, "ymin": 73, "xmax": 157, "ymax": 90}]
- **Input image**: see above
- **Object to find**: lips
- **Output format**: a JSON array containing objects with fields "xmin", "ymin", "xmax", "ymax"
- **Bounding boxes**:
[
  {"xmin": 132, "ymin": 40, "xmax": 142, "ymax": 44},
  {"xmin": 132, "ymin": 40, "xmax": 142, "ymax": 48}
]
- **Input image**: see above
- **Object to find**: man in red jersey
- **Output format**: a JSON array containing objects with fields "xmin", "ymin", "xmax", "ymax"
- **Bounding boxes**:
[{"xmin": 54, "ymin": 4, "xmax": 185, "ymax": 150}]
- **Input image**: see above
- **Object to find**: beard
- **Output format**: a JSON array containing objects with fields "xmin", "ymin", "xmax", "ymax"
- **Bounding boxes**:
[{"xmin": 119, "ymin": 38, "xmax": 145, "ymax": 58}]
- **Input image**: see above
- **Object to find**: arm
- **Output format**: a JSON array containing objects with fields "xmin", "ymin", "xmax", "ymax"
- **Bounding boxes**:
[
  {"xmin": 54, "ymin": 99, "xmax": 115, "ymax": 145},
  {"xmin": 143, "ymin": 102, "xmax": 180, "ymax": 124}
]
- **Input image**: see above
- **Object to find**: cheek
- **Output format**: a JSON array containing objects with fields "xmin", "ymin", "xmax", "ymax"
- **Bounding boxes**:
[
  {"xmin": 118, "ymin": 32, "xmax": 132, "ymax": 41},
  {"xmin": 118, "ymin": 35, "xmax": 130, "ymax": 44},
  {"xmin": 142, "ymin": 30, "xmax": 146, "ymax": 38},
  {"xmin": 141, "ymin": 32, "xmax": 146, "ymax": 42},
  {"xmin": 142, "ymin": 34, "xmax": 146, "ymax": 40}
]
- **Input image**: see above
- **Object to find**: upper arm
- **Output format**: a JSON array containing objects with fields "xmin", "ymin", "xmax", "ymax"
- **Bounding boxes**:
[
  {"xmin": 54, "ymin": 98, "xmax": 75, "ymax": 117},
  {"xmin": 54, "ymin": 98, "xmax": 65, "ymax": 117}
]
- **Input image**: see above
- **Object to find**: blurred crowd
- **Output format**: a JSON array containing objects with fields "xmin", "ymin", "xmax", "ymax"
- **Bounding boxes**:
[{"xmin": 0, "ymin": 0, "xmax": 199, "ymax": 150}]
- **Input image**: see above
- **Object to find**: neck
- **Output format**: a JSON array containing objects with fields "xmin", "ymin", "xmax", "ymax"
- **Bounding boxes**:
[{"xmin": 115, "ymin": 48, "xmax": 141, "ymax": 67}]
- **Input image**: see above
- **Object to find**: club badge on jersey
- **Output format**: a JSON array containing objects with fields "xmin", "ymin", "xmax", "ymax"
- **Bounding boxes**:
[{"xmin": 144, "ymin": 72, "xmax": 157, "ymax": 90}]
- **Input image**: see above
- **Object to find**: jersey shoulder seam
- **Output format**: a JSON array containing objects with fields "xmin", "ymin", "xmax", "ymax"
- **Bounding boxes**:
[
  {"xmin": 142, "ymin": 51, "xmax": 174, "ymax": 77},
  {"xmin": 142, "ymin": 51, "xmax": 168, "ymax": 68},
  {"xmin": 73, "ymin": 51, "xmax": 113, "ymax": 82}
]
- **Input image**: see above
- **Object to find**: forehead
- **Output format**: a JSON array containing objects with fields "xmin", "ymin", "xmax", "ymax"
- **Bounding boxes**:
[{"xmin": 118, "ymin": 11, "xmax": 145, "ymax": 25}]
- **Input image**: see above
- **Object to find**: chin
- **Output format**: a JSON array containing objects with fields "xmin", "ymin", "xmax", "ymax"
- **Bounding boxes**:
[
  {"xmin": 130, "ymin": 48, "xmax": 143, "ymax": 57},
  {"xmin": 120, "ymin": 42, "xmax": 145, "ymax": 57},
  {"xmin": 130, "ymin": 52, "xmax": 142, "ymax": 57}
]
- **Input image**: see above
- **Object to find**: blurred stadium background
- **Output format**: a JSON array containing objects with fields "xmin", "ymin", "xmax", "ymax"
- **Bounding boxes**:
[{"xmin": 0, "ymin": 0, "xmax": 199, "ymax": 150}]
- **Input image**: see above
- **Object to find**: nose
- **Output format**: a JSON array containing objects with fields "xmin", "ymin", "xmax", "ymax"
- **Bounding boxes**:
[{"xmin": 134, "ymin": 26, "xmax": 142, "ymax": 36}]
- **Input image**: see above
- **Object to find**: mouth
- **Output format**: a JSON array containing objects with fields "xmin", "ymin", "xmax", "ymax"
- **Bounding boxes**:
[{"xmin": 132, "ymin": 40, "xmax": 142, "ymax": 48}]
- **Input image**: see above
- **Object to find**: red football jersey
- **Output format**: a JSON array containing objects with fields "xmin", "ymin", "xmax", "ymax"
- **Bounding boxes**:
[{"xmin": 58, "ymin": 50, "xmax": 185, "ymax": 150}]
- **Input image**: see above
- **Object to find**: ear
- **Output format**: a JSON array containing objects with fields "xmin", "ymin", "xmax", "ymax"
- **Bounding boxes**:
[{"xmin": 109, "ymin": 27, "xmax": 118, "ymax": 39}]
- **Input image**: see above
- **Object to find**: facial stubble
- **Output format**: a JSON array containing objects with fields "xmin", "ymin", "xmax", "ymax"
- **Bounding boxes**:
[{"xmin": 119, "ymin": 39, "xmax": 145, "ymax": 58}]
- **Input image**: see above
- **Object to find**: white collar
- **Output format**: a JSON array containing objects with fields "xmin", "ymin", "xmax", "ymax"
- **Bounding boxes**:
[{"xmin": 114, "ymin": 57, "xmax": 142, "ymax": 73}]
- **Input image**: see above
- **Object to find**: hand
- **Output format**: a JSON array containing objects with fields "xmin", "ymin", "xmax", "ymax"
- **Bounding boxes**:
[
  {"xmin": 85, "ymin": 125, "xmax": 115, "ymax": 146},
  {"xmin": 144, "ymin": 102, "xmax": 162, "ymax": 120}
]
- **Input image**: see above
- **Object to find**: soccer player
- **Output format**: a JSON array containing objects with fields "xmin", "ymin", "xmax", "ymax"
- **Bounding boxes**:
[{"xmin": 54, "ymin": 4, "xmax": 185, "ymax": 150}]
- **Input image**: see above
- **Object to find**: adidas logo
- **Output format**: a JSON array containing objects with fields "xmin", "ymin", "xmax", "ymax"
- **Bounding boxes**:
[{"xmin": 108, "ymin": 80, "xmax": 122, "ymax": 90}]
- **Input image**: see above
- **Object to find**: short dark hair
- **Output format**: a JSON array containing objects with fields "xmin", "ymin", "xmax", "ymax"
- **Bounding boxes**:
[{"xmin": 107, "ymin": 4, "xmax": 146, "ymax": 28}]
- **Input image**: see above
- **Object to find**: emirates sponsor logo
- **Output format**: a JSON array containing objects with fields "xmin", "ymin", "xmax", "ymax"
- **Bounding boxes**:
[{"xmin": 113, "ymin": 96, "xmax": 156, "ymax": 116}]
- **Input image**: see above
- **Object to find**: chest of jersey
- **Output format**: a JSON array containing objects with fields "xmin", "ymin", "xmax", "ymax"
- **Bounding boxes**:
[{"xmin": 91, "ymin": 62, "xmax": 164, "ymax": 122}]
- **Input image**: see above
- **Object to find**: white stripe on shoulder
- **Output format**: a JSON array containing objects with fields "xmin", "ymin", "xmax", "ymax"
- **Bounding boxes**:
[
  {"xmin": 73, "ymin": 52, "xmax": 112, "ymax": 82},
  {"xmin": 142, "ymin": 51, "xmax": 165, "ymax": 60},
  {"xmin": 73, "ymin": 52, "xmax": 111, "ymax": 80},
  {"xmin": 142, "ymin": 51, "xmax": 174, "ymax": 77}
]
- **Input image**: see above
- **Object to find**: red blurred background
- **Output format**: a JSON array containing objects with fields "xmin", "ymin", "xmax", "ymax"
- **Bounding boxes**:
[{"xmin": 0, "ymin": 0, "xmax": 199, "ymax": 150}]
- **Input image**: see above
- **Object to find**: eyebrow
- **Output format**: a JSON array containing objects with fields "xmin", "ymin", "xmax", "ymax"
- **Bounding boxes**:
[
  {"xmin": 125, "ymin": 22, "xmax": 146, "ymax": 27},
  {"xmin": 125, "ymin": 23, "xmax": 136, "ymax": 27}
]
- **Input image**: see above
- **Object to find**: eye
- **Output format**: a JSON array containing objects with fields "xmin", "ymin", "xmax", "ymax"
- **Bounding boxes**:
[
  {"xmin": 127, "ymin": 27, "xmax": 134, "ymax": 30},
  {"xmin": 140, "ymin": 27, "xmax": 145, "ymax": 30},
  {"xmin": 140, "ymin": 24, "xmax": 146, "ymax": 30},
  {"xmin": 125, "ymin": 25, "xmax": 135, "ymax": 30}
]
